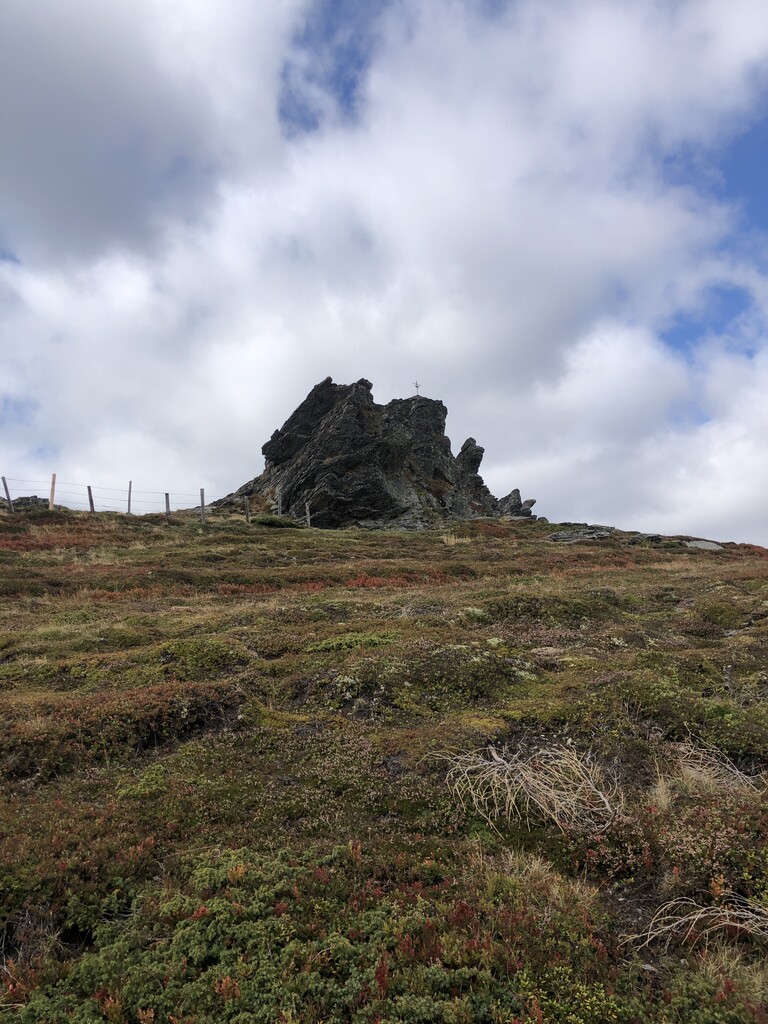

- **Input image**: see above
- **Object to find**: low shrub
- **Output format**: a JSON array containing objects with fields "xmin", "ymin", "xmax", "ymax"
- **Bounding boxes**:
[
  {"xmin": 158, "ymin": 637, "xmax": 250, "ymax": 681},
  {"xmin": 0, "ymin": 680, "xmax": 244, "ymax": 779},
  {"xmin": 9, "ymin": 846, "xmax": 648, "ymax": 1023},
  {"xmin": 254, "ymin": 516, "xmax": 301, "ymax": 528}
]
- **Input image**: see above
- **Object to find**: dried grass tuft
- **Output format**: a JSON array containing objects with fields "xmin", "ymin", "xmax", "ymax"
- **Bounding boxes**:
[
  {"xmin": 648, "ymin": 770, "xmax": 674, "ymax": 811},
  {"xmin": 627, "ymin": 894, "xmax": 768, "ymax": 950},
  {"xmin": 674, "ymin": 740, "xmax": 765, "ymax": 794},
  {"xmin": 441, "ymin": 533, "xmax": 471, "ymax": 547},
  {"xmin": 695, "ymin": 937, "xmax": 768, "ymax": 1005},
  {"xmin": 437, "ymin": 743, "xmax": 623, "ymax": 834}
]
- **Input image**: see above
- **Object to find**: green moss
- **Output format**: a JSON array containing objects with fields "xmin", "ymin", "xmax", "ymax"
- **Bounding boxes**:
[
  {"xmin": 699, "ymin": 601, "xmax": 744, "ymax": 630},
  {"xmin": 117, "ymin": 762, "xmax": 168, "ymax": 798},
  {"xmin": 159, "ymin": 636, "xmax": 250, "ymax": 680},
  {"xmin": 305, "ymin": 631, "xmax": 397, "ymax": 652}
]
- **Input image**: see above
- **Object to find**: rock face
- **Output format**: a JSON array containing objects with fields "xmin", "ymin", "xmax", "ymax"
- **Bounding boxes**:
[{"xmin": 224, "ymin": 378, "xmax": 536, "ymax": 528}]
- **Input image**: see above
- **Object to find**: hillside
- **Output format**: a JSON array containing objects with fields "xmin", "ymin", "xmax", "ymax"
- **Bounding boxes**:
[{"xmin": 2, "ymin": 507, "xmax": 768, "ymax": 1022}]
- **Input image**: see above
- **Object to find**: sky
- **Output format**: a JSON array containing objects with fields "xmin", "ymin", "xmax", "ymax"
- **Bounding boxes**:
[{"xmin": 2, "ymin": 0, "xmax": 768, "ymax": 541}]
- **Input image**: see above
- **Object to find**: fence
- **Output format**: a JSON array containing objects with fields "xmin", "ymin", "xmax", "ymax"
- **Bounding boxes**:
[
  {"xmin": 0, "ymin": 476, "xmax": 311, "ymax": 525},
  {"xmin": 1, "ymin": 474, "xmax": 225, "ymax": 518}
]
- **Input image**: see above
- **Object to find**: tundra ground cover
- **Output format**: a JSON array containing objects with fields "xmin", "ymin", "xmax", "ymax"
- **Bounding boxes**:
[{"xmin": 1, "ymin": 508, "xmax": 768, "ymax": 1021}]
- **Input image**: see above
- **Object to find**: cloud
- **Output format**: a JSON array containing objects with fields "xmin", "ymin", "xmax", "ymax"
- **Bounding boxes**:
[
  {"xmin": 0, "ymin": 0, "xmax": 308, "ymax": 262},
  {"xmin": 2, "ymin": 0, "xmax": 768, "ymax": 541}
]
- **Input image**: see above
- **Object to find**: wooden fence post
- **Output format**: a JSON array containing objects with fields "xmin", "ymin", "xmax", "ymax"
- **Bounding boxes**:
[
  {"xmin": 2, "ymin": 477, "xmax": 13, "ymax": 514},
  {"xmin": 200, "ymin": 488, "xmax": 206, "ymax": 525},
  {"xmin": 87, "ymin": 486, "xmax": 95, "ymax": 513},
  {"xmin": 127, "ymin": 480, "xmax": 132, "ymax": 515},
  {"xmin": 165, "ymin": 493, "xmax": 171, "ymax": 521},
  {"xmin": 244, "ymin": 497, "xmax": 250, "ymax": 523},
  {"xmin": 305, "ymin": 502, "xmax": 311, "ymax": 527},
  {"xmin": 49, "ymin": 473, "xmax": 56, "ymax": 510}
]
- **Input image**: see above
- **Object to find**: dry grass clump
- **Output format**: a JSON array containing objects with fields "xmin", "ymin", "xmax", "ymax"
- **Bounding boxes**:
[
  {"xmin": 674, "ymin": 740, "xmax": 765, "ymax": 794},
  {"xmin": 647, "ymin": 771, "xmax": 674, "ymax": 812},
  {"xmin": 438, "ymin": 743, "xmax": 624, "ymax": 834},
  {"xmin": 694, "ymin": 938, "xmax": 768, "ymax": 1006},
  {"xmin": 647, "ymin": 740, "xmax": 765, "ymax": 812},
  {"xmin": 466, "ymin": 845, "xmax": 599, "ymax": 922},
  {"xmin": 441, "ymin": 532, "xmax": 471, "ymax": 547},
  {"xmin": 500, "ymin": 849, "xmax": 600, "ymax": 913},
  {"xmin": 628, "ymin": 893, "xmax": 768, "ymax": 950}
]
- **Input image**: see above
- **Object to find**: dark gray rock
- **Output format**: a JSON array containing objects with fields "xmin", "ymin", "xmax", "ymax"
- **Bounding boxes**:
[
  {"xmin": 549, "ymin": 525, "xmax": 615, "ymax": 543},
  {"xmin": 219, "ymin": 377, "xmax": 537, "ymax": 528},
  {"xmin": 0, "ymin": 495, "xmax": 52, "ymax": 511},
  {"xmin": 498, "ymin": 488, "xmax": 522, "ymax": 515},
  {"xmin": 456, "ymin": 437, "xmax": 484, "ymax": 476},
  {"xmin": 497, "ymin": 490, "xmax": 537, "ymax": 518}
]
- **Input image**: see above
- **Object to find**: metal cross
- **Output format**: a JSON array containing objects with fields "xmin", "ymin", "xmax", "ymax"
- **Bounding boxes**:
[{"xmin": 413, "ymin": 380, "xmax": 420, "ymax": 395}]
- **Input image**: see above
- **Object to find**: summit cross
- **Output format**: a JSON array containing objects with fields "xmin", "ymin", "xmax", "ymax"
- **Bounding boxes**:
[{"xmin": 413, "ymin": 380, "xmax": 420, "ymax": 395}]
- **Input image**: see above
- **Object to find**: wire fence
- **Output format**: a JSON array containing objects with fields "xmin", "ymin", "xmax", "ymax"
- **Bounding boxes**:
[
  {"xmin": 0, "ymin": 475, "xmax": 229, "ymax": 517},
  {"xmin": 0, "ymin": 475, "xmax": 309, "ymax": 524}
]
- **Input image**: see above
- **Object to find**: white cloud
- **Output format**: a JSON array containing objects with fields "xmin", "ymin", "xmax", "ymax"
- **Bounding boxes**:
[
  {"xmin": 2, "ymin": 0, "xmax": 768, "ymax": 541},
  {"xmin": 0, "ymin": 0, "xmax": 309, "ymax": 261}
]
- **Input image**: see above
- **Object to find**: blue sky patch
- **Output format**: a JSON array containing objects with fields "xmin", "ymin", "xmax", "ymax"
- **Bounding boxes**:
[
  {"xmin": 0, "ymin": 396, "xmax": 36, "ymax": 428},
  {"xmin": 32, "ymin": 443, "xmax": 60, "ymax": 461},
  {"xmin": 279, "ymin": 0, "xmax": 390, "ymax": 135},
  {"xmin": 719, "ymin": 114, "xmax": 768, "ymax": 235},
  {"xmin": 660, "ymin": 284, "xmax": 752, "ymax": 354}
]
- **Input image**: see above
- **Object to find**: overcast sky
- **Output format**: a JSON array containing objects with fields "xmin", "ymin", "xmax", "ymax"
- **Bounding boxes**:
[{"xmin": 2, "ymin": 0, "xmax": 768, "ymax": 540}]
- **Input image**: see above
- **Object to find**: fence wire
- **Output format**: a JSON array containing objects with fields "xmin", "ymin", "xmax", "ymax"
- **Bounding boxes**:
[{"xmin": 1, "ymin": 476, "xmax": 228, "ymax": 515}]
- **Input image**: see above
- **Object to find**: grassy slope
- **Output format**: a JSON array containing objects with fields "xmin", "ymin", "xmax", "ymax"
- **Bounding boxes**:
[{"xmin": 1, "ymin": 509, "xmax": 768, "ymax": 1022}]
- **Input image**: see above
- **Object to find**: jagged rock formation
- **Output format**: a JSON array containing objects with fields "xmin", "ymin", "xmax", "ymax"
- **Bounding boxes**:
[{"xmin": 221, "ymin": 378, "xmax": 536, "ymax": 528}]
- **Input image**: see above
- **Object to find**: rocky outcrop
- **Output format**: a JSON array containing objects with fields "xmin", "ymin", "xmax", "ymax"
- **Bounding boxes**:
[
  {"xmin": 497, "ymin": 488, "xmax": 536, "ymax": 518},
  {"xmin": 548, "ymin": 525, "xmax": 615, "ymax": 543},
  {"xmin": 220, "ymin": 377, "xmax": 536, "ymax": 528},
  {"xmin": 0, "ymin": 495, "xmax": 52, "ymax": 511}
]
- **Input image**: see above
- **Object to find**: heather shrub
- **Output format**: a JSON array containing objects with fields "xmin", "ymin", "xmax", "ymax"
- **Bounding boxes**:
[
  {"xmin": 4, "ymin": 503, "xmax": 768, "ymax": 1021},
  {"xmin": 6, "ymin": 846, "xmax": 617, "ymax": 1023}
]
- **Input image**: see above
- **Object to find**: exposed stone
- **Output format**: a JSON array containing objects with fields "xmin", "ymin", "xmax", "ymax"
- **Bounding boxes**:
[
  {"xmin": 498, "ymin": 488, "xmax": 522, "ymax": 515},
  {"xmin": 684, "ymin": 539, "xmax": 724, "ymax": 551},
  {"xmin": 548, "ymin": 525, "xmax": 615, "ymax": 543},
  {"xmin": 0, "ymin": 495, "xmax": 52, "ymax": 511},
  {"xmin": 456, "ymin": 437, "xmax": 484, "ymax": 476},
  {"xmin": 218, "ymin": 377, "xmax": 537, "ymax": 528}
]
